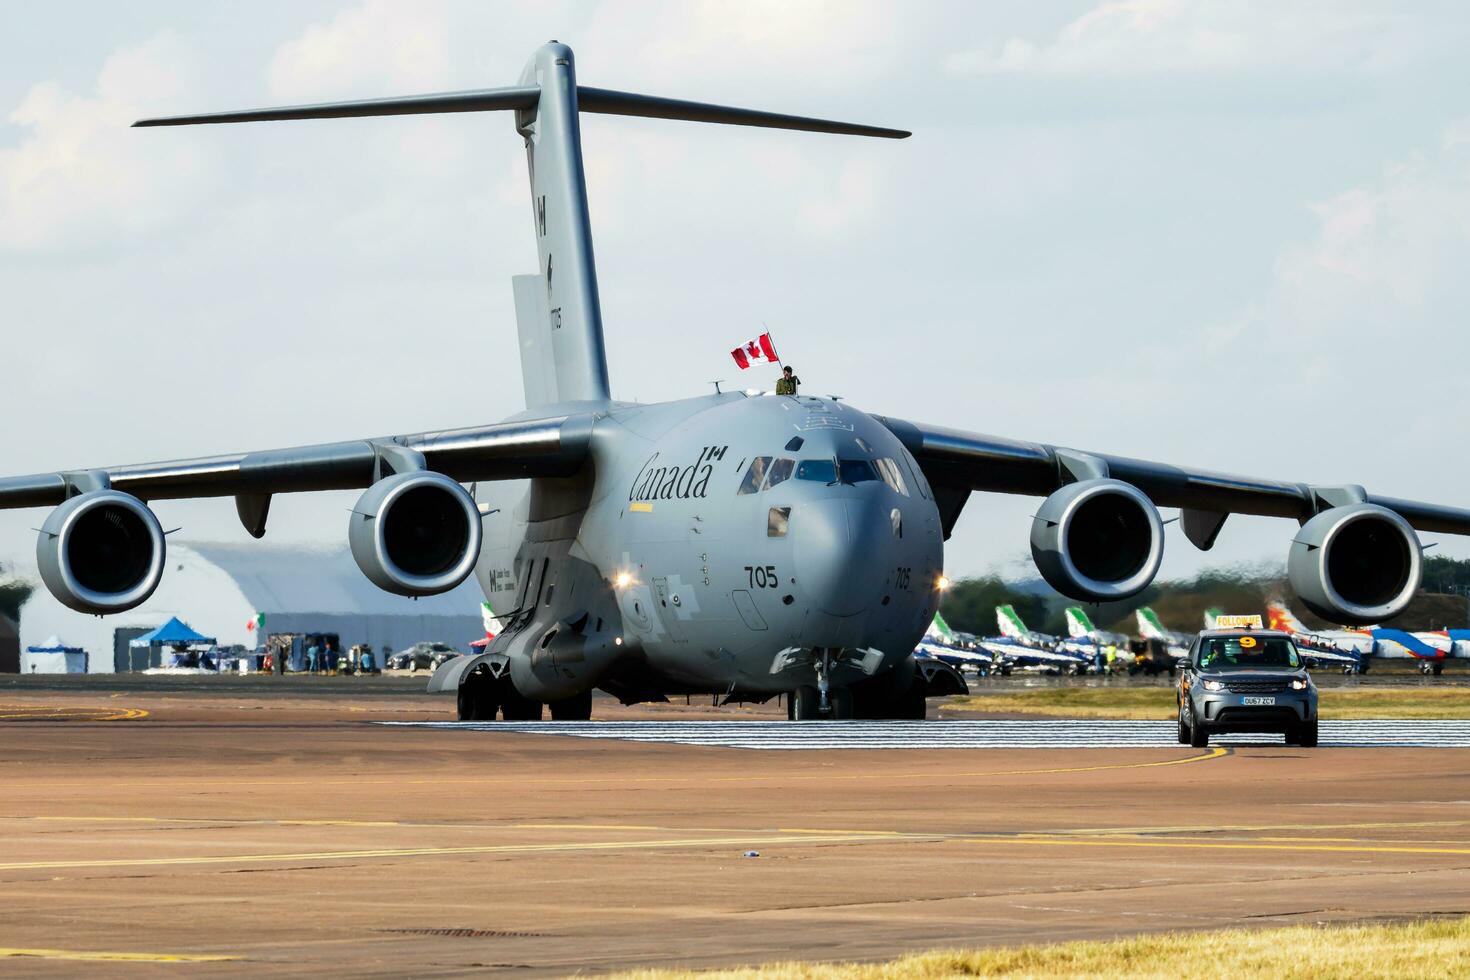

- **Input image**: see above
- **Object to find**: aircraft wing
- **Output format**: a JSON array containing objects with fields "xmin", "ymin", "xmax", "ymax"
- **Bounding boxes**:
[
  {"xmin": 876, "ymin": 416, "xmax": 1470, "ymax": 545},
  {"xmin": 0, "ymin": 414, "xmax": 594, "ymax": 535}
]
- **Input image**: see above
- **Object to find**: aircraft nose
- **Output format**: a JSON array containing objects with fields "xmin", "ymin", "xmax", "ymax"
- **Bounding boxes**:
[{"xmin": 792, "ymin": 496, "xmax": 888, "ymax": 616}]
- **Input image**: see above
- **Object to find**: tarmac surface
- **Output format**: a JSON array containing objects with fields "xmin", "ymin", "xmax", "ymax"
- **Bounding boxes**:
[{"xmin": 4, "ymin": 681, "xmax": 1470, "ymax": 976}]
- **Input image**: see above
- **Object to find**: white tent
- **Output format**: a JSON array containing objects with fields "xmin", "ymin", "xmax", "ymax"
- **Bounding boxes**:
[
  {"xmin": 16, "ymin": 542, "xmax": 484, "ymax": 673},
  {"xmin": 22, "ymin": 635, "xmax": 87, "ymax": 674}
]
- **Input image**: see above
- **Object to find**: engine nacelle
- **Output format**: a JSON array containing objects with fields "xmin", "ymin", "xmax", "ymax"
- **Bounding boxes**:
[
  {"xmin": 1030, "ymin": 479, "xmax": 1164, "ymax": 602},
  {"xmin": 37, "ymin": 490, "xmax": 165, "ymax": 614},
  {"xmin": 349, "ymin": 471, "xmax": 482, "ymax": 597},
  {"xmin": 1288, "ymin": 503, "xmax": 1420, "ymax": 625}
]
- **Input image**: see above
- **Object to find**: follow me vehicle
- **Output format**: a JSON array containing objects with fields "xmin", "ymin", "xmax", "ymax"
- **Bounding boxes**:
[{"xmin": 1178, "ymin": 627, "xmax": 1318, "ymax": 748}]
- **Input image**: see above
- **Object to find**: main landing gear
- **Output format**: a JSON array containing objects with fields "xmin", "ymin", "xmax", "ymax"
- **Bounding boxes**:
[
  {"xmin": 1420, "ymin": 662, "xmax": 1445, "ymax": 676},
  {"xmin": 457, "ymin": 667, "xmax": 593, "ymax": 721}
]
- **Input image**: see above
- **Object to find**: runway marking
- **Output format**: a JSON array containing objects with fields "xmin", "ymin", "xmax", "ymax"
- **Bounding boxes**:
[
  {"xmin": 0, "ymin": 747, "xmax": 1227, "ymax": 792},
  {"xmin": 0, "ymin": 831, "xmax": 939, "ymax": 873},
  {"xmin": 959, "ymin": 834, "xmax": 1470, "ymax": 857},
  {"xmin": 0, "ymin": 703, "xmax": 148, "ymax": 722},
  {"xmin": 7, "ymin": 823, "xmax": 1467, "ymax": 875},
  {"xmin": 382, "ymin": 718, "xmax": 1470, "ymax": 749},
  {"xmin": 0, "ymin": 946, "xmax": 237, "ymax": 963}
]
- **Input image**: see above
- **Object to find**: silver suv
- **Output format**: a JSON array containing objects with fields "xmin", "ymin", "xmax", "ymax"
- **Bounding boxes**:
[{"xmin": 1177, "ymin": 629, "xmax": 1318, "ymax": 747}]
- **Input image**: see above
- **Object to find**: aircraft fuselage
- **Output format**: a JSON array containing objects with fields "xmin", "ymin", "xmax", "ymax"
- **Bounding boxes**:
[{"xmin": 473, "ymin": 391, "xmax": 945, "ymax": 702}]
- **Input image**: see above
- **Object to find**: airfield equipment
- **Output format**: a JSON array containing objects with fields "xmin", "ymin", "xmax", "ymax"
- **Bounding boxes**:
[{"xmin": 3, "ymin": 42, "xmax": 1470, "ymax": 720}]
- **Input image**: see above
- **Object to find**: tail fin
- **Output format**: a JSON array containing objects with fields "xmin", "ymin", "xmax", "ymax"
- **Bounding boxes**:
[
  {"xmin": 996, "ymin": 604, "xmax": 1028, "ymax": 638},
  {"xmin": 1203, "ymin": 608, "xmax": 1221, "ymax": 630},
  {"xmin": 135, "ymin": 42, "xmax": 907, "ymax": 409},
  {"xmin": 1266, "ymin": 601, "xmax": 1308, "ymax": 634},
  {"xmin": 1064, "ymin": 606, "xmax": 1096, "ymax": 638},
  {"xmin": 1136, "ymin": 607, "xmax": 1167, "ymax": 640},
  {"xmin": 926, "ymin": 610, "xmax": 957, "ymax": 643}
]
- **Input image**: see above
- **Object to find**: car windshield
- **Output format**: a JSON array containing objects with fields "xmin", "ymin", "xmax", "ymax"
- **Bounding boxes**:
[{"xmin": 1197, "ymin": 636, "xmax": 1300, "ymax": 672}]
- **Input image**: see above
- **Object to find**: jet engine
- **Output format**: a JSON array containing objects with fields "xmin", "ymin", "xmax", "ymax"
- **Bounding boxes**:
[
  {"xmin": 37, "ymin": 490, "xmax": 165, "ymax": 614},
  {"xmin": 1288, "ymin": 503, "xmax": 1420, "ymax": 625},
  {"xmin": 348, "ymin": 471, "xmax": 482, "ymax": 597},
  {"xmin": 1030, "ymin": 479, "xmax": 1164, "ymax": 602}
]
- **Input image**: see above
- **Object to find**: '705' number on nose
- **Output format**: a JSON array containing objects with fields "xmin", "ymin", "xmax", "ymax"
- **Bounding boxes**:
[{"xmin": 745, "ymin": 565, "xmax": 778, "ymax": 589}]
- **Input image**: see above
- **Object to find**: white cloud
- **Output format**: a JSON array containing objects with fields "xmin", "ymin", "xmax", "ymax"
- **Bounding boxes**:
[
  {"xmin": 0, "ymin": 34, "xmax": 217, "ymax": 251},
  {"xmin": 946, "ymin": 0, "xmax": 1422, "ymax": 77},
  {"xmin": 1275, "ymin": 127, "xmax": 1470, "ymax": 327},
  {"xmin": 266, "ymin": 0, "xmax": 453, "ymax": 99}
]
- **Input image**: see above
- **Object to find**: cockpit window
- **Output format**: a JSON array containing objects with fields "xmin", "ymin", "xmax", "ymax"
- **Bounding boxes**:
[
  {"xmin": 796, "ymin": 459, "xmax": 837, "ymax": 483},
  {"xmin": 738, "ymin": 457, "xmax": 771, "ymax": 495},
  {"xmin": 838, "ymin": 459, "xmax": 880, "ymax": 485},
  {"xmin": 764, "ymin": 457, "xmax": 794, "ymax": 490},
  {"xmin": 876, "ymin": 458, "xmax": 909, "ymax": 496}
]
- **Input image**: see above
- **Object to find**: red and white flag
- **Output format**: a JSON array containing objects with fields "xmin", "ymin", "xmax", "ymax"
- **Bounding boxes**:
[{"xmin": 730, "ymin": 332, "xmax": 778, "ymax": 370}]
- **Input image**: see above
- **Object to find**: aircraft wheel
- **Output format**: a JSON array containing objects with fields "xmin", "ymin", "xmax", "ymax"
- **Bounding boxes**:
[
  {"xmin": 500, "ymin": 686, "xmax": 544, "ymax": 721},
  {"xmin": 457, "ymin": 670, "xmax": 499, "ymax": 721},
  {"xmin": 1433, "ymin": 663, "xmax": 1445, "ymax": 676},
  {"xmin": 549, "ymin": 689, "xmax": 593, "ymax": 721},
  {"xmin": 829, "ymin": 687, "xmax": 854, "ymax": 720},
  {"xmin": 790, "ymin": 686, "xmax": 822, "ymax": 721}
]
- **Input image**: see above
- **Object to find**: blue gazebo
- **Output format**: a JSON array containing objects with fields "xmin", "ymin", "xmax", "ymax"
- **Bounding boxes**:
[{"xmin": 130, "ymin": 617, "xmax": 216, "ymax": 649}]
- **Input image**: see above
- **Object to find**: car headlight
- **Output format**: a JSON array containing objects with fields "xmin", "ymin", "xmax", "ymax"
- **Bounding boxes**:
[
  {"xmin": 1290, "ymin": 678, "xmax": 1309, "ymax": 691},
  {"xmin": 1202, "ymin": 679, "xmax": 1225, "ymax": 692}
]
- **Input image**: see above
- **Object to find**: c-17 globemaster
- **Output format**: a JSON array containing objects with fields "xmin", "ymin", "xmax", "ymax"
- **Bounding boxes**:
[{"xmin": 3, "ymin": 42, "xmax": 1470, "ymax": 721}]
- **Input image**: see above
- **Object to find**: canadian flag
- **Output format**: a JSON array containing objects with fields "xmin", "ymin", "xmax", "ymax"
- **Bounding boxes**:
[{"xmin": 730, "ymin": 333, "xmax": 778, "ymax": 370}]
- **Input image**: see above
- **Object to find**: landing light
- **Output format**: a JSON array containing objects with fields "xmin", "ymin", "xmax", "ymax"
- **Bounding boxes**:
[
  {"xmin": 614, "ymin": 571, "xmax": 634, "ymax": 589},
  {"xmin": 936, "ymin": 575, "xmax": 951, "ymax": 592}
]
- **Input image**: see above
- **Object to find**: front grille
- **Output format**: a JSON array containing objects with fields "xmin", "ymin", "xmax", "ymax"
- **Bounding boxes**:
[{"xmin": 1225, "ymin": 680, "xmax": 1289, "ymax": 694}]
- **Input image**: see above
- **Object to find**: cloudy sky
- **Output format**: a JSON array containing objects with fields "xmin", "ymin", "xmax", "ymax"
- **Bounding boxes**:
[{"xmin": 3, "ymin": 0, "xmax": 1469, "ymax": 586}]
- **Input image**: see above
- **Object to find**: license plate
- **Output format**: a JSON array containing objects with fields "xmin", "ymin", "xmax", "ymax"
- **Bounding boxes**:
[{"xmin": 1242, "ymin": 696, "xmax": 1276, "ymax": 706}]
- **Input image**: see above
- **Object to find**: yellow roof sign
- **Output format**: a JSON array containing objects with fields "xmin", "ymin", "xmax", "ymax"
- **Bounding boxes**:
[{"xmin": 1214, "ymin": 614, "xmax": 1264, "ymax": 629}]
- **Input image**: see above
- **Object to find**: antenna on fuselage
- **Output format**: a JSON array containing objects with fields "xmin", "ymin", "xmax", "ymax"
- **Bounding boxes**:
[{"xmin": 134, "ymin": 42, "xmax": 909, "ymax": 409}]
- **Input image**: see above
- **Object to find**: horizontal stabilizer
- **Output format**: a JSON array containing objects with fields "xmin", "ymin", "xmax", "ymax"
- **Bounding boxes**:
[
  {"xmin": 577, "ymin": 87, "xmax": 909, "ymax": 138},
  {"xmin": 133, "ymin": 86, "xmax": 540, "ymax": 127},
  {"xmin": 134, "ymin": 85, "xmax": 908, "ymax": 139}
]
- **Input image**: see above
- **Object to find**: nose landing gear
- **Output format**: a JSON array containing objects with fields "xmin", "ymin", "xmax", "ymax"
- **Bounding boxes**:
[{"xmin": 789, "ymin": 683, "xmax": 854, "ymax": 720}]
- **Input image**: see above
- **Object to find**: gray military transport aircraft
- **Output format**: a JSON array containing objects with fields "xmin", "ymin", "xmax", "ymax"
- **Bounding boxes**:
[{"xmin": 4, "ymin": 42, "xmax": 1469, "ymax": 721}]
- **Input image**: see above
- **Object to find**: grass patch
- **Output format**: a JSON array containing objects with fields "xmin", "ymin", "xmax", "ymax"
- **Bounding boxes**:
[
  {"xmin": 944, "ymin": 686, "xmax": 1470, "ymax": 720},
  {"xmin": 609, "ymin": 915, "xmax": 1470, "ymax": 979}
]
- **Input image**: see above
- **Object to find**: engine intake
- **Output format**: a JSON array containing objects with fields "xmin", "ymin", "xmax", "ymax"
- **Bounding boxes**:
[
  {"xmin": 37, "ymin": 490, "xmax": 165, "ymax": 614},
  {"xmin": 349, "ymin": 471, "xmax": 482, "ymax": 597},
  {"xmin": 1030, "ymin": 479, "xmax": 1164, "ymax": 602},
  {"xmin": 1288, "ymin": 503, "xmax": 1420, "ymax": 625}
]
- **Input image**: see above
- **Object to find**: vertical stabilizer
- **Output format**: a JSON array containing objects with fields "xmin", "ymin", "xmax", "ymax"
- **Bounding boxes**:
[
  {"xmin": 1136, "ymin": 607, "xmax": 1166, "ymax": 640},
  {"xmin": 1265, "ymin": 602, "xmax": 1308, "ymax": 634},
  {"xmin": 996, "ymin": 604, "xmax": 1027, "ymax": 639},
  {"xmin": 926, "ymin": 610, "xmax": 957, "ymax": 643},
  {"xmin": 1065, "ymin": 606, "xmax": 1096, "ymax": 638},
  {"xmin": 515, "ymin": 43, "xmax": 611, "ymax": 404},
  {"xmin": 513, "ymin": 274, "xmax": 557, "ymax": 408},
  {"xmin": 1203, "ymin": 607, "xmax": 1222, "ymax": 630}
]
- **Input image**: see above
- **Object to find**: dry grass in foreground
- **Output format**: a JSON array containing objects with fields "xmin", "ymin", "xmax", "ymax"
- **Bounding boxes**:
[
  {"xmin": 943, "ymin": 686, "xmax": 1470, "ymax": 720},
  {"xmin": 608, "ymin": 915, "xmax": 1470, "ymax": 979}
]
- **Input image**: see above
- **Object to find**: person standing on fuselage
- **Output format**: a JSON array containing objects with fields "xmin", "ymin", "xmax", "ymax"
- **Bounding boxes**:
[{"xmin": 775, "ymin": 365, "xmax": 800, "ymax": 395}]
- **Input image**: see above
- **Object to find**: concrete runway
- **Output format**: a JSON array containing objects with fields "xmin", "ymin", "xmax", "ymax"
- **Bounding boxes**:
[{"xmin": 4, "ymin": 688, "xmax": 1470, "ymax": 977}]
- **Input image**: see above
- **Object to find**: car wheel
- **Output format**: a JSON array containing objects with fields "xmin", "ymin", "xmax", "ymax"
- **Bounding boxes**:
[
  {"xmin": 1177, "ymin": 700, "xmax": 1190, "ymax": 745},
  {"xmin": 1297, "ymin": 719, "xmax": 1319, "ymax": 748},
  {"xmin": 1188, "ymin": 704, "xmax": 1209, "ymax": 748}
]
